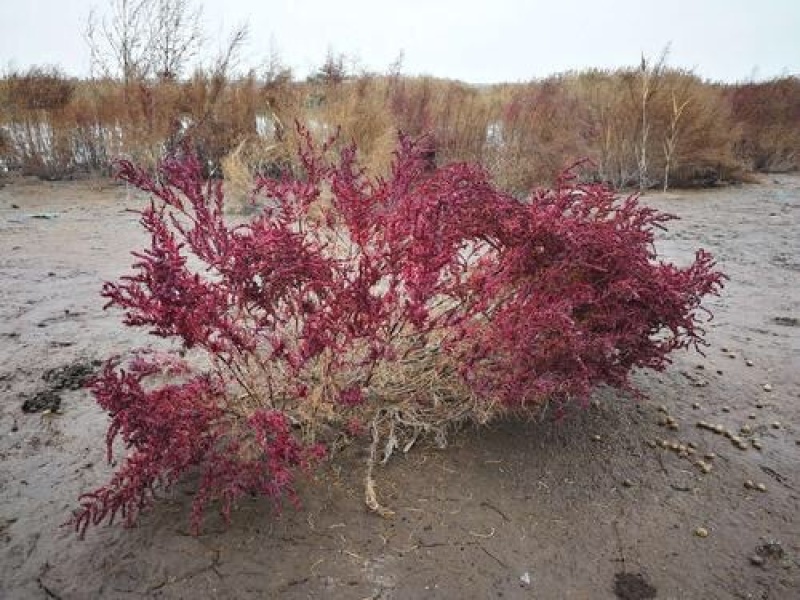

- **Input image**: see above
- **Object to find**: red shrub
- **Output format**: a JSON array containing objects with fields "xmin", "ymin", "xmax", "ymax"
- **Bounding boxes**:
[{"xmin": 73, "ymin": 128, "xmax": 724, "ymax": 535}]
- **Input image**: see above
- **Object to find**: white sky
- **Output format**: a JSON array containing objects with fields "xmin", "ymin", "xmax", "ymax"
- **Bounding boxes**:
[{"xmin": 1, "ymin": 0, "xmax": 798, "ymax": 83}]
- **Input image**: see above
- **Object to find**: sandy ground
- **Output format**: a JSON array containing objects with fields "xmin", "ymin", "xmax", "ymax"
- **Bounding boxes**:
[{"xmin": 0, "ymin": 175, "xmax": 798, "ymax": 599}]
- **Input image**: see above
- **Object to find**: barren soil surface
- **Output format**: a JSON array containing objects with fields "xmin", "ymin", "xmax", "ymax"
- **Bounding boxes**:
[{"xmin": 1, "ymin": 176, "xmax": 798, "ymax": 599}]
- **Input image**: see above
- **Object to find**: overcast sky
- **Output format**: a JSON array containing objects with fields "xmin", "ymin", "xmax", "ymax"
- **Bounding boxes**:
[{"xmin": 1, "ymin": 0, "xmax": 798, "ymax": 83}]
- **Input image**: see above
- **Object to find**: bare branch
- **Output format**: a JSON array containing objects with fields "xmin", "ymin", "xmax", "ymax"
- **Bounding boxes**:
[
  {"xmin": 84, "ymin": 0, "xmax": 204, "ymax": 83},
  {"xmin": 151, "ymin": 0, "xmax": 203, "ymax": 80},
  {"xmin": 214, "ymin": 22, "xmax": 249, "ymax": 79}
]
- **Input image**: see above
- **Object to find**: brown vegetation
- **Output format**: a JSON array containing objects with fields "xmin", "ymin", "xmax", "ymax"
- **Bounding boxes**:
[
  {"xmin": 728, "ymin": 77, "xmax": 800, "ymax": 172},
  {"xmin": 0, "ymin": 63, "xmax": 797, "ymax": 191}
]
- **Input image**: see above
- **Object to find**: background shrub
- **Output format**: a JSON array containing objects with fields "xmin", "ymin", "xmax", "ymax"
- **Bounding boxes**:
[{"xmin": 2, "ymin": 62, "xmax": 795, "ymax": 187}]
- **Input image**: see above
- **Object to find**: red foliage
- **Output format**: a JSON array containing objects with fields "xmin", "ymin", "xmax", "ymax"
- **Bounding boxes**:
[
  {"xmin": 72, "ymin": 354, "xmax": 321, "ymax": 537},
  {"xmin": 73, "ymin": 127, "xmax": 723, "ymax": 535}
]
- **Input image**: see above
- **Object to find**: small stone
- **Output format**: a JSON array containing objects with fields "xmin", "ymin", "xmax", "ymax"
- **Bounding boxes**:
[
  {"xmin": 704, "ymin": 452, "xmax": 716, "ymax": 460},
  {"xmin": 720, "ymin": 347, "xmax": 729, "ymax": 353},
  {"xmin": 750, "ymin": 555, "xmax": 765, "ymax": 566},
  {"xmin": 668, "ymin": 422, "xmax": 679, "ymax": 431},
  {"xmin": 771, "ymin": 422, "xmax": 781, "ymax": 430},
  {"xmin": 763, "ymin": 384, "xmax": 773, "ymax": 392},
  {"xmin": 728, "ymin": 353, "xmax": 736, "ymax": 359},
  {"xmin": 713, "ymin": 424, "xmax": 725, "ymax": 434},
  {"xmin": 687, "ymin": 441, "xmax": 697, "ymax": 449},
  {"xmin": 694, "ymin": 527, "xmax": 709, "ymax": 538},
  {"xmin": 622, "ymin": 479, "xmax": 633, "ymax": 488},
  {"xmin": 699, "ymin": 462, "xmax": 712, "ymax": 474},
  {"xmin": 752, "ymin": 440, "xmax": 763, "ymax": 450},
  {"xmin": 695, "ymin": 364, "xmax": 705, "ymax": 370},
  {"xmin": 658, "ymin": 405, "xmax": 668, "ymax": 413},
  {"xmin": 744, "ymin": 480, "xmax": 754, "ymax": 489},
  {"xmin": 748, "ymin": 413, "xmax": 757, "ymax": 420},
  {"xmin": 745, "ymin": 360, "xmax": 754, "ymax": 367},
  {"xmin": 692, "ymin": 402, "xmax": 701, "ymax": 409},
  {"xmin": 756, "ymin": 483, "xmax": 767, "ymax": 492},
  {"xmin": 697, "ymin": 421, "xmax": 708, "ymax": 429},
  {"xmin": 736, "ymin": 440, "xmax": 749, "ymax": 450},
  {"xmin": 687, "ymin": 447, "xmax": 696, "ymax": 455},
  {"xmin": 716, "ymin": 370, "xmax": 723, "ymax": 375},
  {"xmin": 660, "ymin": 440, "xmax": 670, "ymax": 449},
  {"xmin": 646, "ymin": 439, "xmax": 657, "ymax": 448},
  {"xmin": 755, "ymin": 403, "xmax": 764, "ymax": 409},
  {"xmin": 678, "ymin": 444, "xmax": 687, "ymax": 453},
  {"xmin": 592, "ymin": 434, "xmax": 602, "ymax": 442},
  {"xmin": 722, "ymin": 406, "xmax": 731, "ymax": 413},
  {"xmin": 670, "ymin": 442, "xmax": 680, "ymax": 452},
  {"xmin": 740, "ymin": 425, "xmax": 752, "ymax": 435}
]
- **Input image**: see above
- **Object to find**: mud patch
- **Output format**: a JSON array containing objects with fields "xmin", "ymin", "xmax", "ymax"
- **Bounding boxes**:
[
  {"xmin": 20, "ymin": 359, "xmax": 100, "ymax": 413},
  {"xmin": 771, "ymin": 253, "xmax": 800, "ymax": 271},
  {"xmin": 772, "ymin": 316, "xmax": 799, "ymax": 327},
  {"xmin": 21, "ymin": 390, "xmax": 61, "ymax": 413},
  {"xmin": 614, "ymin": 572, "xmax": 657, "ymax": 600},
  {"xmin": 42, "ymin": 359, "xmax": 101, "ymax": 391}
]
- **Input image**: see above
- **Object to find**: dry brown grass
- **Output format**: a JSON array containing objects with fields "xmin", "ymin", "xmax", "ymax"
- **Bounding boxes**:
[
  {"xmin": 1, "ymin": 67, "xmax": 796, "ymax": 187},
  {"xmin": 728, "ymin": 77, "xmax": 800, "ymax": 172}
]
